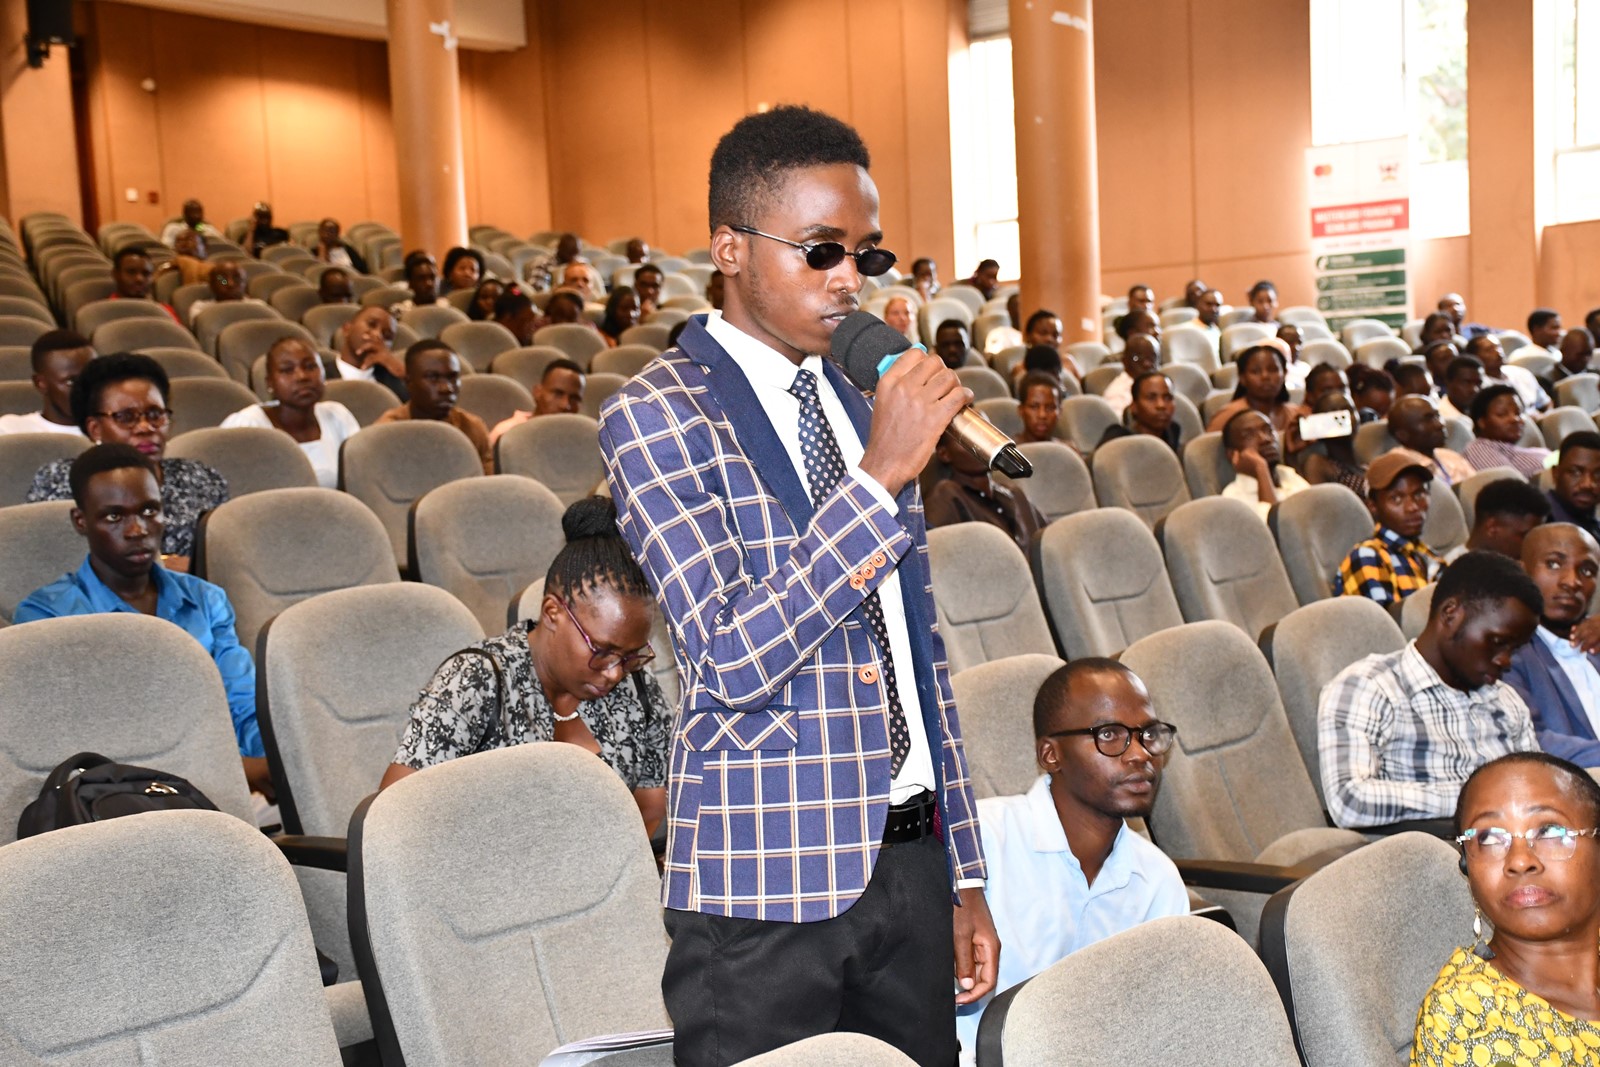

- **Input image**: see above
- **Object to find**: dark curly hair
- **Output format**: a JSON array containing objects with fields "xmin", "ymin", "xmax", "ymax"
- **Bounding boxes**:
[
  {"xmin": 708, "ymin": 106, "xmax": 871, "ymax": 233},
  {"xmin": 545, "ymin": 496, "xmax": 652, "ymax": 602}
]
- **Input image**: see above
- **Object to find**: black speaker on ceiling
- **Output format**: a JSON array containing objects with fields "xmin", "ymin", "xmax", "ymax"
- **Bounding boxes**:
[{"xmin": 25, "ymin": 0, "xmax": 74, "ymax": 68}]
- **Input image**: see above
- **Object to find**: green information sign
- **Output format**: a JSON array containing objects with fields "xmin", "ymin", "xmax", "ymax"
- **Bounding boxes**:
[
  {"xmin": 1316, "ymin": 289, "xmax": 1410, "ymax": 312},
  {"xmin": 1317, "ymin": 270, "xmax": 1408, "ymax": 292},
  {"xmin": 1315, "ymin": 249, "xmax": 1407, "ymax": 270},
  {"xmin": 1329, "ymin": 312, "xmax": 1408, "ymax": 332}
]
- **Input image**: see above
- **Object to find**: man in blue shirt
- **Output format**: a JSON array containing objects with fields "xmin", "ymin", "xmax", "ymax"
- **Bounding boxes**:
[
  {"xmin": 1505, "ymin": 523, "xmax": 1600, "ymax": 767},
  {"xmin": 14, "ymin": 443, "xmax": 270, "ymax": 794},
  {"xmin": 955, "ymin": 659, "xmax": 1188, "ymax": 1061}
]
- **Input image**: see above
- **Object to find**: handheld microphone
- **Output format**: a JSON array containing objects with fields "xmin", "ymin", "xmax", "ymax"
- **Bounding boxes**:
[{"xmin": 830, "ymin": 311, "xmax": 1034, "ymax": 479}]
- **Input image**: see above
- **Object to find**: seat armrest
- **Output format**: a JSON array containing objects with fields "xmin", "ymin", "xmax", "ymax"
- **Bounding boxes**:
[
  {"xmin": 1173, "ymin": 858, "xmax": 1316, "ymax": 895},
  {"xmin": 1362, "ymin": 818, "xmax": 1455, "ymax": 840},
  {"xmin": 272, "ymin": 834, "xmax": 348, "ymax": 872}
]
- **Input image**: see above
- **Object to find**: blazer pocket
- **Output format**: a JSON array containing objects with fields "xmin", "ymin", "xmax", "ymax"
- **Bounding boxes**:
[{"xmin": 679, "ymin": 707, "xmax": 800, "ymax": 752}]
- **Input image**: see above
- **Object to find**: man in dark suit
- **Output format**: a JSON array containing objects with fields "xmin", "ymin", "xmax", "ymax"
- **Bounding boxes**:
[
  {"xmin": 1505, "ymin": 523, "xmax": 1600, "ymax": 766},
  {"xmin": 599, "ymin": 106, "xmax": 997, "ymax": 1067}
]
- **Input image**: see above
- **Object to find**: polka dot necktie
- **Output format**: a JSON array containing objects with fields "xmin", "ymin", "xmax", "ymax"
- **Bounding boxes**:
[{"xmin": 790, "ymin": 368, "xmax": 911, "ymax": 775}]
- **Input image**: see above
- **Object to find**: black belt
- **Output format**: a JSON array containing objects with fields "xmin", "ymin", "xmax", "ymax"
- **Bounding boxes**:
[{"xmin": 882, "ymin": 789, "xmax": 938, "ymax": 845}]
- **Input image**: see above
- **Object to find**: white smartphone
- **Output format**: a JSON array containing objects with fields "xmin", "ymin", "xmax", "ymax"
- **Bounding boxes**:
[{"xmin": 1298, "ymin": 410, "xmax": 1353, "ymax": 442}]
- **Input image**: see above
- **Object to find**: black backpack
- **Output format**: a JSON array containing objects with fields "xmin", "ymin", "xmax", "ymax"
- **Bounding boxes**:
[{"xmin": 16, "ymin": 751, "xmax": 219, "ymax": 839}]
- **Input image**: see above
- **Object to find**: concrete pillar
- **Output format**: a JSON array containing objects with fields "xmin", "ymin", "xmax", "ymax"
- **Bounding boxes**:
[
  {"xmin": 1009, "ymin": 0, "xmax": 1101, "ymax": 342},
  {"xmin": 385, "ymin": 0, "xmax": 467, "ymax": 255}
]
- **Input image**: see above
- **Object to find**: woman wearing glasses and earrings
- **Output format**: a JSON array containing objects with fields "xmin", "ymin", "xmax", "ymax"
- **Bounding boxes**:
[
  {"xmin": 381, "ymin": 497, "xmax": 670, "ymax": 837},
  {"xmin": 25, "ymin": 352, "xmax": 228, "ymax": 572},
  {"xmin": 1412, "ymin": 751, "xmax": 1600, "ymax": 1066}
]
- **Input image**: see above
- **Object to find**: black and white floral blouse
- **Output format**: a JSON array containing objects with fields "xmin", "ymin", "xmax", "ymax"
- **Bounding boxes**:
[{"xmin": 392, "ymin": 620, "xmax": 670, "ymax": 791}]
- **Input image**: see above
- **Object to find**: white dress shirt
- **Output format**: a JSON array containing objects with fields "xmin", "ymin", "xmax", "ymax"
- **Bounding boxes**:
[
  {"xmin": 334, "ymin": 356, "xmax": 375, "ymax": 382},
  {"xmin": 954, "ymin": 775, "xmax": 1188, "ymax": 1062},
  {"xmin": 1537, "ymin": 626, "xmax": 1600, "ymax": 738},
  {"xmin": 706, "ymin": 311, "xmax": 937, "ymax": 806},
  {"xmin": 1223, "ymin": 465, "xmax": 1311, "ymax": 521},
  {"xmin": 1101, "ymin": 371, "xmax": 1134, "ymax": 417},
  {"xmin": 0, "ymin": 411, "xmax": 82, "ymax": 436},
  {"xmin": 219, "ymin": 401, "xmax": 362, "ymax": 490},
  {"xmin": 1492, "ymin": 365, "xmax": 1550, "ymax": 413}
]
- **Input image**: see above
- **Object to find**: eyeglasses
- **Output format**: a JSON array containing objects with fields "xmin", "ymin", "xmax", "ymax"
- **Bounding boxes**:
[
  {"xmin": 561, "ymin": 597, "xmax": 655, "ymax": 673},
  {"xmin": 93, "ymin": 407, "xmax": 172, "ymax": 429},
  {"xmin": 731, "ymin": 226, "xmax": 897, "ymax": 277},
  {"xmin": 1048, "ymin": 722, "xmax": 1178, "ymax": 758},
  {"xmin": 1456, "ymin": 824, "xmax": 1600, "ymax": 862}
]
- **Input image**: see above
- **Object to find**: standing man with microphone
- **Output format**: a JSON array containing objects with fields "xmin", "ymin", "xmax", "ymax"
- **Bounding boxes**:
[{"xmin": 599, "ymin": 106, "xmax": 998, "ymax": 1066}]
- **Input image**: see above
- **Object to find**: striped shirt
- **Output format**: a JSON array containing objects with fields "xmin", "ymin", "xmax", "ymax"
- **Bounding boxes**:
[
  {"xmin": 1319, "ymin": 643, "xmax": 1539, "ymax": 828},
  {"xmin": 1336, "ymin": 525, "xmax": 1443, "ymax": 604}
]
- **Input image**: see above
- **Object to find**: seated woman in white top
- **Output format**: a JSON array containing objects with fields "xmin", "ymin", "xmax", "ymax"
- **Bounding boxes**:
[{"xmin": 220, "ymin": 336, "xmax": 360, "ymax": 489}]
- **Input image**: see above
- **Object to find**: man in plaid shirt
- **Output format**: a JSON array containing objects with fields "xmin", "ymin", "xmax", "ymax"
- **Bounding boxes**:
[
  {"xmin": 1319, "ymin": 550, "xmax": 1543, "ymax": 828},
  {"xmin": 1335, "ymin": 449, "xmax": 1443, "ymax": 604}
]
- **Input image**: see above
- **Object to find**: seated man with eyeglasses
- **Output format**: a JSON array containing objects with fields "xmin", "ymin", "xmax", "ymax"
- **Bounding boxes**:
[
  {"xmin": 379, "ymin": 496, "xmax": 671, "ymax": 837},
  {"xmin": 15, "ymin": 444, "xmax": 270, "ymax": 796},
  {"xmin": 1319, "ymin": 550, "xmax": 1544, "ymax": 831},
  {"xmin": 24, "ymin": 352, "xmax": 228, "ymax": 571},
  {"xmin": 954, "ymin": 659, "xmax": 1187, "ymax": 1064}
]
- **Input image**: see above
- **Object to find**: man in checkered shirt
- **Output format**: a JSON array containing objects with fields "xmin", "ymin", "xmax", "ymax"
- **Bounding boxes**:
[{"xmin": 1319, "ymin": 549, "xmax": 1543, "ymax": 828}]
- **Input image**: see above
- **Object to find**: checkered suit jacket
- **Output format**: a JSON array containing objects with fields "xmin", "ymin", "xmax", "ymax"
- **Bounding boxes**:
[{"xmin": 599, "ymin": 316, "xmax": 986, "ymax": 922}]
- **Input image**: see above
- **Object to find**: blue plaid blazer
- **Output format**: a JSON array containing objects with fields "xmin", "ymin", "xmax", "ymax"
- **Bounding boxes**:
[{"xmin": 599, "ymin": 316, "xmax": 986, "ymax": 922}]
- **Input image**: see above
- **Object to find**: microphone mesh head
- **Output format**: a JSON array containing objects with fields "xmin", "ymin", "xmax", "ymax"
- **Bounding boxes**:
[{"xmin": 830, "ymin": 311, "xmax": 916, "ymax": 390}]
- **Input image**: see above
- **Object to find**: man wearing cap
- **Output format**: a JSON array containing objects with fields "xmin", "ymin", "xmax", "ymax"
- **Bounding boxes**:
[{"xmin": 1336, "ymin": 449, "xmax": 1443, "ymax": 605}]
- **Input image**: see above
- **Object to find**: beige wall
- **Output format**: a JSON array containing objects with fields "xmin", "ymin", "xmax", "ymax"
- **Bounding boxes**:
[{"xmin": 0, "ymin": 0, "xmax": 83, "ymax": 225}]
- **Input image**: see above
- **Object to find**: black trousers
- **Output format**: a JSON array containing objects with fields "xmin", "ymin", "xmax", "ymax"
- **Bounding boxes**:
[{"xmin": 662, "ymin": 833, "xmax": 957, "ymax": 1067}]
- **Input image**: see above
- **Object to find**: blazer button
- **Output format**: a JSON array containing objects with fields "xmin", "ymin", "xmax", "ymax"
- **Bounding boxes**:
[
  {"xmin": 849, "ymin": 574, "xmax": 867, "ymax": 591},
  {"xmin": 870, "ymin": 552, "xmax": 888, "ymax": 569},
  {"xmin": 859, "ymin": 665, "xmax": 879, "ymax": 685},
  {"xmin": 861, "ymin": 564, "xmax": 877, "ymax": 581}
]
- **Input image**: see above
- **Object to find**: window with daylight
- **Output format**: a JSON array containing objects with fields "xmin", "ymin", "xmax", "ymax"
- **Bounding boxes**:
[
  {"xmin": 1309, "ymin": 0, "xmax": 1469, "ymax": 238},
  {"xmin": 949, "ymin": 35, "xmax": 1019, "ymax": 280},
  {"xmin": 1552, "ymin": 0, "xmax": 1600, "ymax": 224}
]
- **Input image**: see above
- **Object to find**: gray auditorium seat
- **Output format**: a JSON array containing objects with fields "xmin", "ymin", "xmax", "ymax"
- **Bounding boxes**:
[
  {"xmin": 1259, "ymin": 597, "xmax": 1405, "ymax": 806},
  {"xmin": 216, "ymin": 318, "xmax": 317, "ymax": 384},
  {"xmin": 1032, "ymin": 508, "xmax": 1184, "ymax": 659},
  {"xmin": 1420, "ymin": 474, "xmax": 1468, "ymax": 556},
  {"xmin": 618, "ymin": 322, "xmax": 672, "ymax": 352},
  {"xmin": 0, "ymin": 380, "xmax": 36, "ymax": 416},
  {"xmin": 949, "ymin": 654, "xmax": 1064, "ymax": 799},
  {"xmin": 0, "ymin": 613, "xmax": 258, "ymax": 843},
  {"xmin": 0, "ymin": 314, "xmax": 49, "ymax": 348},
  {"xmin": 998, "ymin": 440, "xmax": 1093, "ymax": 522},
  {"xmin": 73, "ymin": 297, "xmax": 172, "ymax": 338},
  {"xmin": 591, "ymin": 343, "xmax": 661, "ymax": 378},
  {"xmin": 1353, "ymin": 420, "xmax": 1399, "ymax": 465},
  {"xmin": 400, "ymin": 304, "xmax": 468, "ymax": 341},
  {"xmin": 926, "ymin": 523, "xmax": 1055, "ymax": 673},
  {"xmin": 193, "ymin": 300, "xmax": 282, "ymax": 356},
  {"xmin": 1158, "ymin": 496, "xmax": 1299, "ymax": 640},
  {"xmin": 339, "ymin": 420, "xmax": 485, "ymax": 566},
  {"xmin": 0, "ymin": 810, "xmax": 343, "ymax": 1065},
  {"xmin": 1058, "ymin": 395, "xmax": 1119, "ymax": 455},
  {"xmin": 438, "ymin": 320, "xmax": 519, "ymax": 372},
  {"xmin": 494, "ymin": 412, "xmax": 603, "ymax": 506},
  {"xmin": 1093, "ymin": 434, "xmax": 1191, "ymax": 527},
  {"xmin": 194, "ymin": 487, "xmax": 399, "ymax": 650},
  {"xmin": 1, "ymin": 431, "xmax": 88, "ymax": 504},
  {"xmin": 1180, "ymin": 431, "xmax": 1232, "ymax": 498},
  {"xmin": 1454, "ymin": 464, "xmax": 1523, "ymax": 528},
  {"xmin": 349, "ymin": 744, "xmax": 672, "ymax": 1064},
  {"xmin": 975, "ymin": 396, "xmax": 1024, "ymax": 439},
  {"xmin": 455, "ymin": 373, "xmax": 534, "ymax": 433},
  {"xmin": 409, "ymin": 475, "xmax": 564, "ymax": 634},
  {"xmin": 736, "ymin": 1034, "xmax": 917, "ymax": 1066},
  {"xmin": 167, "ymin": 377, "xmax": 259, "ymax": 437},
  {"xmin": 140, "ymin": 345, "xmax": 231, "ymax": 380},
  {"xmin": 956, "ymin": 365, "xmax": 1010, "ymax": 403},
  {"xmin": 983, "ymin": 916, "xmax": 1300, "ymax": 1067},
  {"xmin": 93, "ymin": 316, "xmax": 201, "ymax": 353},
  {"xmin": 0, "ymin": 500, "xmax": 79, "ymax": 625},
  {"xmin": 490, "ymin": 345, "xmax": 570, "ymax": 392},
  {"xmin": 581, "ymin": 372, "xmax": 628, "ymax": 420},
  {"xmin": 256, "ymin": 582, "xmax": 482, "ymax": 978},
  {"xmin": 1538, "ymin": 405, "xmax": 1594, "ymax": 450},
  {"xmin": 534, "ymin": 323, "xmax": 608, "ymax": 367},
  {"xmin": 165, "ymin": 426, "xmax": 317, "ymax": 496},
  {"xmin": 1400, "ymin": 581, "xmax": 1436, "ymax": 640},
  {"xmin": 1259, "ymin": 833, "xmax": 1471, "ymax": 1067},
  {"xmin": 1269, "ymin": 483, "xmax": 1374, "ymax": 605},
  {"xmin": 302, "ymin": 303, "xmax": 362, "ymax": 349},
  {"xmin": 1119, "ymin": 621, "xmax": 1368, "ymax": 944},
  {"xmin": 323, "ymin": 378, "xmax": 397, "ymax": 426}
]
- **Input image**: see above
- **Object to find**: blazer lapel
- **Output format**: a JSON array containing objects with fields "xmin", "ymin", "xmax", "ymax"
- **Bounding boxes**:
[
  {"xmin": 679, "ymin": 316, "xmax": 814, "ymax": 527},
  {"xmin": 1531, "ymin": 638, "xmax": 1590, "ymax": 735}
]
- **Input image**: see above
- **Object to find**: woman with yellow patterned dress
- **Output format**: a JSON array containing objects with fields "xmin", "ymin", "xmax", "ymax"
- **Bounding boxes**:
[{"xmin": 1412, "ymin": 752, "xmax": 1600, "ymax": 1066}]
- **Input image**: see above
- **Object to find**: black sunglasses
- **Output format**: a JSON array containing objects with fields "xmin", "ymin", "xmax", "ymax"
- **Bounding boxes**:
[{"xmin": 731, "ymin": 225, "xmax": 897, "ymax": 277}]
